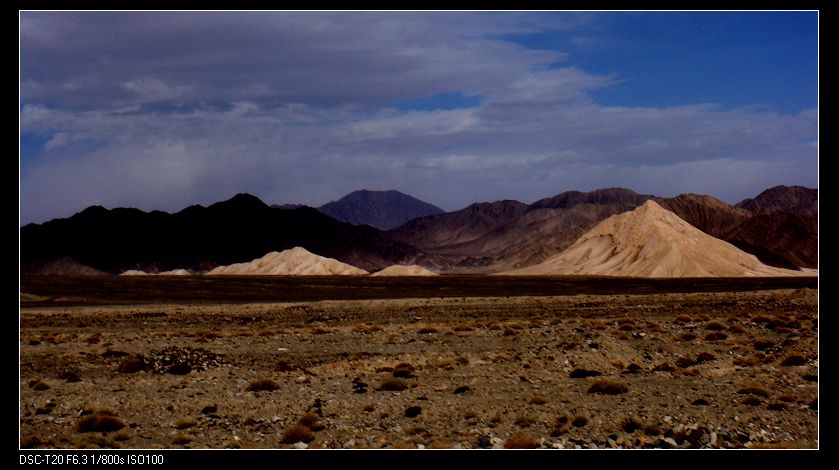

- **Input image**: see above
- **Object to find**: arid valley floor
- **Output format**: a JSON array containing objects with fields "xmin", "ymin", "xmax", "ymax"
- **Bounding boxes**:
[{"xmin": 20, "ymin": 276, "xmax": 817, "ymax": 449}]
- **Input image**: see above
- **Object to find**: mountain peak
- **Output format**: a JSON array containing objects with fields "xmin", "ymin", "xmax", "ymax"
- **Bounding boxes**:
[
  {"xmin": 529, "ymin": 187, "xmax": 653, "ymax": 210},
  {"xmin": 319, "ymin": 190, "xmax": 444, "ymax": 230},
  {"xmin": 209, "ymin": 193, "xmax": 269, "ymax": 211},
  {"xmin": 736, "ymin": 185, "xmax": 817, "ymax": 216}
]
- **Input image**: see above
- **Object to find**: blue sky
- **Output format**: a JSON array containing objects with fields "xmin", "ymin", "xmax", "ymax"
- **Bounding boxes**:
[{"xmin": 20, "ymin": 11, "xmax": 817, "ymax": 224}]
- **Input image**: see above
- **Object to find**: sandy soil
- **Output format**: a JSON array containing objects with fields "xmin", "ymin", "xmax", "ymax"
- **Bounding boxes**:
[{"xmin": 20, "ymin": 288, "xmax": 817, "ymax": 449}]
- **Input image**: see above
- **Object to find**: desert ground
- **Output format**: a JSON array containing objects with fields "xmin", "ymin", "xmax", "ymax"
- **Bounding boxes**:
[{"xmin": 20, "ymin": 276, "xmax": 817, "ymax": 449}]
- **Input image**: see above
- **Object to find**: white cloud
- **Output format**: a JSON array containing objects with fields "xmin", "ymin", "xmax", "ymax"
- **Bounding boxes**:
[{"xmin": 19, "ymin": 12, "xmax": 817, "ymax": 224}]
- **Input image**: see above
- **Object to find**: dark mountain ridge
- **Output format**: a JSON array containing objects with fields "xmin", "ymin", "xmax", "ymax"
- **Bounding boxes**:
[{"xmin": 21, "ymin": 193, "xmax": 419, "ymax": 274}]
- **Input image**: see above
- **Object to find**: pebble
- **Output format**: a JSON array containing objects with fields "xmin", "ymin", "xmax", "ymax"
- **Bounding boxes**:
[
  {"xmin": 709, "ymin": 432, "xmax": 717, "ymax": 446},
  {"xmin": 293, "ymin": 442, "xmax": 308, "ymax": 449},
  {"xmin": 343, "ymin": 439, "xmax": 355, "ymax": 448},
  {"xmin": 417, "ymin": 444, "xmax": 425, "ymax": 449}
]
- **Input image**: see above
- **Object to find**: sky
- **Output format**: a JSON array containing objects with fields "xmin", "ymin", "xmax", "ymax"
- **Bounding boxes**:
[{"xmin": 20, "ymin": 11, "xmax": 818, "ymax": 225}]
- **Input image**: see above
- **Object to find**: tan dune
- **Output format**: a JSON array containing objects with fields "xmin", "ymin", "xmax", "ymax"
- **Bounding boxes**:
[
  {"xmin": 371, "ymin": 265, "xmax": 439, "ymax": 276},
  {"xmin": 158, "ymin": 269, "xmax": 191, "ymax": 276},
  {"xmin": 206, "ymin": 247, "xmax": 368, "ymax": 275},
  {"xmin": 501, "ymin": 200, "xmax": 810, "ymax": 278},
  {"xmin": 119, "ymin": 269, "xmax": 149, "ymax": 276}
]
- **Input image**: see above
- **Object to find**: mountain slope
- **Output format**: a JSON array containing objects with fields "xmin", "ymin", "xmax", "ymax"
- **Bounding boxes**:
[
  {"xmin": 21, "ymin": 193, "xmax": 418, "ymax": 273},
  {"xmin": 736, "ymin": 185, "xmax": 818, "ymax": 216},
  {"xmin": 319, "ymin": 190, "xmax": 444, "ymax": 230},
  {"xmin": 503, "ymin": 201, "xmax": 805, "ymax": 277},
  {"xmin": 391, "ymin": 188, "xmax": 653, "ymax": 271},
  {"xmin": 659, "ymin": 191, "xmax": 817, "ymax": 269},
  {"xmin": 389, "ymin": 200, "xmax": 528, "ymax": 251}
]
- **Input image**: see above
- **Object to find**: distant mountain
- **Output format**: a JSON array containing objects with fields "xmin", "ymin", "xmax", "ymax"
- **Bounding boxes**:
[
  {"xmin": 391, "ymin": 186, "xmax": 817, "ymax": 272},
  {"xmin": 502, "ymin": 201, "xmax": 803, "ymax": 277},
  {"xmin": 319, "ymin": 190, "xmax": 444, "ymax": 230},
  {"xmin": 390, "ymin": 188, "xmax": 652, "ymax": 271},
  {"xmin": 736, "ymin": 185, "xmax": 818, "ymax": 216},
  {"xmin": 723, "ymin": 212, "xmax": 818, "ymax": 270},
  {"xmin": 529, "ymin": 187, "xmax": 653, "ymax": 210},
  {"xmin": 658, "ymin": 193, "xmax": 753, "ymax": 238},
  {"xmin": 660, "ymin": 191, "xmax": 817, "ymax": 270},
  {"xmin": 271, "ymin": 203, "xmax": 305, "ymax": 210},
  {"xmin": 21, "ymin": 257, "xmax": 106, "ymax": 276},
  {"xmin": 390, "ymin": 200, "xmax": 528, "ymax": 251},
  {"xmin": 21, "ymin": 193, "xmax": 419, "ymax": 274},
  {"xmin": 21, "ymin": 185, "xmax": 817, "ymax": 276}
]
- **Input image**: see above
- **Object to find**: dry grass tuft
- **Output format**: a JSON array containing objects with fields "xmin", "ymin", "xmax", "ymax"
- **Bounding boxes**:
[
  {"xmin": 392, "ymin": 363, "xmax": 416, "ymax": 378},
  {"xmin": 780, "ymin": 355, "xmax": 807, "ymax": 366},
  {"xmin": 174, "ymin": 418, "xmax": 195, "ymax": 429},
  {"xmin": 529, "ymin": 396, "xmax": 547, "ymax": 405},
  {"xmin": 298, "ymin": 412, "xmax": 325, "ymax": 431},
  {"xmin": 75, "ymin": 411, "xmax": 126, "ymax": 433},
  {"xmin": 29, "ymin": 380, "xmax": 50, "ymax": 391},
  {"xmin": 514, "ymin": 415, "xmax": 535, "ymax": 428},
  {"xmin": 695, "ymin": 352, "xmax": 716, "ymax": 363},
  {"xmin": 571, "ymin": 416, "xmax": 588, "ymax": 427},
  {"xmin": 569, "ymin": 368, "xmax": 602, "ymax": 378},
  {"xmin": 118, "ymin": 357, "xmax": 145, "ymax": 373},
  {"xmin": 742, "ymin": 396, "xmax": 763, "ymax": 406},
  {"xmin": 247, "ymin": 379, "xmax": 280, "ymax": 392},
  {"xmin": 705, "ymin": 321, "xmax": 726, "ymax": 330},
  {"xmin": 653, "ymin": 362, "xmax": 675, "ymax": 372},
  {"xmin": 377, "ymin": 377, "xmax": 409, "ymax": 391},
  {"xmin": 587, "ymin": 380, "xmax": 628, "ymax": 395},
  {"xmin": 281, "ymin": 425, "xmax": 315, "ymax": 444},
  {"xmin": 504, "ymin": 435, "xmax": 540, "ymax": 449},
  {"xmin": 172, "ymin": 434, "xmax": 192, "ymax": 445},
  {"xmin": 737, "ymin": 386, "xmax": 770, "ymax": 398}
]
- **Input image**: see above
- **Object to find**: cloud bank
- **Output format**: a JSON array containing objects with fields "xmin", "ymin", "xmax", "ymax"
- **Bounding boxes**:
[{"xmin": 20, "ymin": 12, "xmax": 817, "ymax": 224}]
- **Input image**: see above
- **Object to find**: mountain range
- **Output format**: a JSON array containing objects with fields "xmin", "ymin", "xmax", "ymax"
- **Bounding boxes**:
[
  {"xmin": 20, "ymin": 185, "xmax": 817, "ymax": 275},
  {"xmin": 21, "ymin": 193, "xmax": 418, "ymax": 273}
]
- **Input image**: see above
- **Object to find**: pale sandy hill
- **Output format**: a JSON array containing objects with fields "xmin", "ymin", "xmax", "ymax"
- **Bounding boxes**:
[
  {"xmin": 207, "ymin": 247, "xmax": 368, "ymax": 275},
  {"xmin": 371, "ymin": 265, "xmax": 439, "ymax": 276},
  {"xmin": 119, "ymin": 270, "xmax": 149, "ymax": 276},
  {"xmin": 158, "ymin": 269, "xmax": 191, "ymax": 276},
  {"xmin": 502, "ymin": 200, "xmax": 808, "ymax": 278}
]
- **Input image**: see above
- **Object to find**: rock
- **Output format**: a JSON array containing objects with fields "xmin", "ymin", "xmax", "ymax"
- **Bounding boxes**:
[
  {"xmin": 709, "ymin": 432, "xmax": 718, "ymax": 446},
  {"xmin": 661, "ymin": 437, "xmax": 678, "ymax": 448},
  {"xmin": 293, "ymin": 442, "xmax": 308, "ymax": 449}
]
